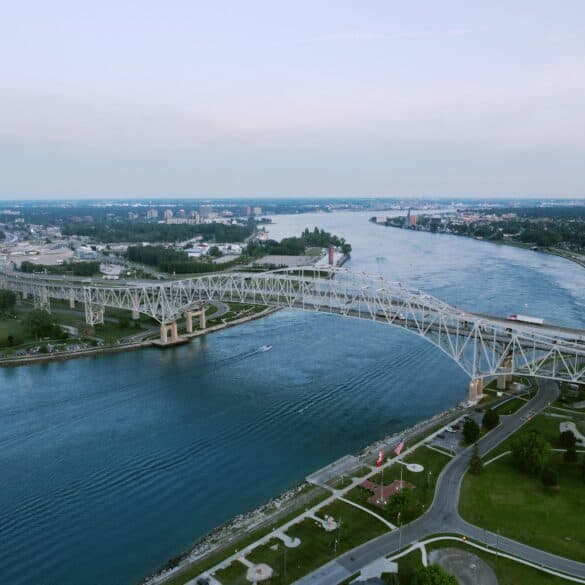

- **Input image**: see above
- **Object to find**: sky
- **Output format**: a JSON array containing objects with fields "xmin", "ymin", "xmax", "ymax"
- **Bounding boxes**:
[{"xmin": 1, "ymin": 1, "xmax": 584, "ymax": 199}]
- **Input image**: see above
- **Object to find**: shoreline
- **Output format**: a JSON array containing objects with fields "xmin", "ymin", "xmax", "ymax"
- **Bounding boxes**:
[
  {"xmin": 0, "ymin": 306, "xmax": 280, "ymax": 368},
  {"xmin": 143, "ymin": 396, "xmax": 469, "ymax": 585},
  {"xmin": 373, "ymin": 221, "xmax": 585, "ymax": 270}
]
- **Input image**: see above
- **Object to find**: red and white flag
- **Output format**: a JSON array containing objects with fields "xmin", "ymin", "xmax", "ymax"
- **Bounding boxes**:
[
  {"xmin": 375, "ymin": 449, "xmax": 384, "ymax": 467},
  {"xmin": 394, "ymin": 437, "xmax": 405, "ymax": 456}
]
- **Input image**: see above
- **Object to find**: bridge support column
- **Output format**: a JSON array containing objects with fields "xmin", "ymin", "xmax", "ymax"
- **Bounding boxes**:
[
  {"xmin": 497, "ymin": 356, "xmax": 513, "ymax": 390},
  {"xmin": 69, "ymin": 291, "xmax": 75, "ymax": 309},
  {"xmin": 159, "ymin": 322, "xmax": 179, "ymax": 344},
  {"xmin": 131, "ymin": 309, "xmax": 140, "ymax": 320},
  {"xmin": 468, "ymin": 378, "xmax": 484, "ymax": 402},
  {"xmin": 84, "ymin": 303, "xmax": 104, "ymax": 326},
  {"xmin": 185, "ymin": 307, "xmax": 206, "ymax": 333},
  {"xmin": 22, "ymin": 291, "xmax": 28, "ymax": 300},
  {"xmin": 35, "ymin": 288, "xmax": 51, "ymax": 313}
]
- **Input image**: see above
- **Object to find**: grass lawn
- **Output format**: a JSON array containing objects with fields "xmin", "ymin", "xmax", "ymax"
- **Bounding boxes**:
[
  {"xmin": 397, "ymin": 547, "xmax": 423, "ymax": 583},
  {"xmin": 0, "ymin": 316, "xmax": 32, "ymax": 347},
  {"xmin": 242, "ymin": 501, "xmax": 388, "ymax": 585},
  {"xmin": 493, "ymin": 397, "xmax": 526, "ymax": 415},
  {"xmin": 346, "ymin": 446, "xmax": 451, "ymax": 524},
  {"xmin": 460, "ymin": 451, "xmax": 585, "ymax": 562},
  {"xmin": 214, "ymin": 560, "xmax": 248, "ymax": 584},
  {"xmin": 425, "ymin": 540, "xmax": 570, "ymax": 585}
]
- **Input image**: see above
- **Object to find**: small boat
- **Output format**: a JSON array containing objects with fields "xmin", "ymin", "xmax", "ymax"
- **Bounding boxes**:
[{"xmin": 259, "ymin": 344, "xmax": 272, "ymax": 352}]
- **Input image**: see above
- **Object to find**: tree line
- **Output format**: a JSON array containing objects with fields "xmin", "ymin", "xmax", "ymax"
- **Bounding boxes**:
[{"xmin": 62, "ymin": 221, "xmax": 253, "ymax": 244}]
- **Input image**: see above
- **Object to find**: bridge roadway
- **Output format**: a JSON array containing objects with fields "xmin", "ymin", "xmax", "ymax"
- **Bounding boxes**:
[{"xmin": 295, "ymin": 380, "xmax": 585, "ymax": 584}]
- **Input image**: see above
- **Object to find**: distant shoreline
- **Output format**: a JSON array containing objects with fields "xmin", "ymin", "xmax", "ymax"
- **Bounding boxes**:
[{"xmin": 373, "ymin": 220, "xmax": 585, "ymax": 270}]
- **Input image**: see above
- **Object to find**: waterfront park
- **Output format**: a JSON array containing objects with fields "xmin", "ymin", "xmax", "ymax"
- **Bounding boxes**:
[{"xmin": 146, "ymin": 377, "xmax": 585, "ymax": 585}]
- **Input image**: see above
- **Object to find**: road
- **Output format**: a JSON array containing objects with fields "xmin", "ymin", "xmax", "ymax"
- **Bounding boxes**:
[{"xmin": 295, "ymin": 380, "xmax": 585, "ymax": 584}]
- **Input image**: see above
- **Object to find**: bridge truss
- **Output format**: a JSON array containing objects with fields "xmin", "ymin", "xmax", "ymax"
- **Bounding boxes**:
[{"xmin": 2, "ymin": 267, "xmax": 584, "ymax": 387}]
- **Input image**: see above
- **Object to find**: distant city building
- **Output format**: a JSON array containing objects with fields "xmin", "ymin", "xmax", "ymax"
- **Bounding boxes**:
[
  {"xmin": 410, "ymin": 214, "xmax": 417, "ymax": 227},
  {"xmin": 146, "ymin": 209, "xmax": 159, "ymax": 219},
  {"xmin": 128, "ymin": 212, "xmax": 138, "ymax": 220},
  {"xmin": 252, "ymin": 206, "xmax": 262, "ymax": 215},
  {"xmin": 199, "ymin": 205, "xmax": 213, "ymax": 218},
  {"xmin": 164, "ymin": 209, "xmax": 173, "ymax": 220},
  {"xmin": 177, "ymin": 209, "xmax": 186, "ymax": 218},
  {"xmin": 166, "ymin": 218, "xmax": 200, "ymax": 225}
]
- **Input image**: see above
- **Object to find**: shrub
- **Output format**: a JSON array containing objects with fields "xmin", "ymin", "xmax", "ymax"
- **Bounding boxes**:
[
  {"xmin": 541, "ymin": 468, "xmax": 558, "ymax": 487},
  {"xmin": 413, "ymin": 565, "xmax": 457, "ymax": 585},
  {"xmin": 560, "ymin": 430, "xmax": 577, "ymax": 449},
  {"xmin": 482, "ymin": 408, "xmax": 499, "ymax": 430}
]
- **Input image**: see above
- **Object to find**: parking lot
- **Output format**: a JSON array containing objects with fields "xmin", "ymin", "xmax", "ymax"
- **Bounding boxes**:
[{"xmin": 428, "ymin": 412, "xmax": 484, "ymax": 455}]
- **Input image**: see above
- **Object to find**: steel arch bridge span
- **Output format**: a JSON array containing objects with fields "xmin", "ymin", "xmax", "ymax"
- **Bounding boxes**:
[{"xmin": 2, "ymin": 267, "xmax": 584, "ymax": 393}]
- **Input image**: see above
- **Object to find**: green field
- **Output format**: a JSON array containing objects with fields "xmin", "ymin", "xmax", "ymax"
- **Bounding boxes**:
[{"xmin": 460, "ymin": 449, "xmax": 585, "ymax": 561}]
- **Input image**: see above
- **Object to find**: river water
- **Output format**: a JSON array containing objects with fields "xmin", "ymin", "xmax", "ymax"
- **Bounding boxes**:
[{"xmin": 1, "ymin": 211, "xmax": 583, "ymax": 585}]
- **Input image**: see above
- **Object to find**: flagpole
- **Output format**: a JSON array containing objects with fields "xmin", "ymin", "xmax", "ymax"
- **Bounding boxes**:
[{"xmin": 381, "ymin": 464, "xmax": 384, "ymax": 504}]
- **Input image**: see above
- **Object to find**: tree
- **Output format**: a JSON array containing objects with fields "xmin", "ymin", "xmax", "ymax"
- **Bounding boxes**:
[
  {"xmin": 413, "ymin": 565, "xmax": 457, "ymax": 585},
  {"xmin": 511, "ymin": 431, "xmax": 549, "ymax": 475},
  {"xmin": 565, "ymin": 445, "xmax": 578, "ymax": 463},
  {"xmin": 208, "ymin": 245, "xmax": 222, "ymax": 257},
  {"xmin": 0, "ymin": 290, "xmax": 17, "ymax": 311},
  {"xmin": 23, "ymin": 309, "xmax": 55, "ymax": 339},
  {"xmin": 541, "ymin": 468, "xmax": 558, "ymax": 487},
  {"xmin": 386, "ymin": 487, "xmax": 420, "ymax": 524},
  {"xmin": 482, "ymin": 408, "xmax": 499, "ymax": 431},
  {"xmin": 470, "ymin": 444, "xmax": 484, "ymax": 474},
  {"xmin": 560, "ymin": 430, "xmax": 577, "ymax": 449},
  {"xmin": 463, "ymin": 419, "xmax": 481, "ymax": 444}
]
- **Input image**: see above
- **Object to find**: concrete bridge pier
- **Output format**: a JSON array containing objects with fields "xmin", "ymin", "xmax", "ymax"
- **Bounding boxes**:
[
  {"xmin": 21, "ymin": 291, "xmax": 28, "ymax": 300},
  {"xmin": 69, "ymin": 291, "xmax": 75, "ymax": 309},
  {"xmin": 497, "ymin": 356, "xmax": 514, "ymax": 390},
  {"xmin": 131, "ymin": 309, "xmax": 140, "ymax": 320},
  {"xmin": 159, "ymin": 322, "xmax": 179, "ymax": 344},
  {"xmin": 468, "ymin": 378, "xmax": 484, "ymax": 402},
  {"xmin": 35, "ymin": 288, "xmax": 51, "ymax": 313},
  {"xmin": 185, "ymin": 307, "xmax": 206, "ymax": 333}
]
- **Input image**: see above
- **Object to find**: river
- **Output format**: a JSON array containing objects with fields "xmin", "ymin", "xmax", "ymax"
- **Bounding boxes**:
[{"xmin": 1, "ymin": 211, "xmax": 583, "ymax": 585}]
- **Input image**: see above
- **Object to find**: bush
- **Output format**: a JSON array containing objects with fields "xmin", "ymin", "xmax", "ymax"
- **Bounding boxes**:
[
  {"xmin": 541, "ymin": 468, "xmax": 558, "ymax": 487},
  {"xmin": 413, "ymin": 565, "xmax": 457, "ymax": 585},
  {"xmin": 560, "ymin": 430, "xmax": 577, "ymax": 449},
  {"xmin": 482, "ymin": 408, "xmax": 499, "ymax": 430},
  {"xmin": 463, "ymin": 419, "xmax": 481, "ymax": 444}
]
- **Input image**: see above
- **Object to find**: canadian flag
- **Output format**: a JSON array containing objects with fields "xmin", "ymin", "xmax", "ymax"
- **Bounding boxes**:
[
  {"xmin": 394, "ymin": 437, "xmax": 405, "ymax": 456},
  {"xmin": 375, "ymin": 449, "xmax": 384, "ymax": 467}
]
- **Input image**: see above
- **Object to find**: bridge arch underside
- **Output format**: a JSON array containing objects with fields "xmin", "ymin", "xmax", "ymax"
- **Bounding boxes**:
[{"xmin": 2, "ymin": 268, "xmax": 584, "ymax": 394}]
